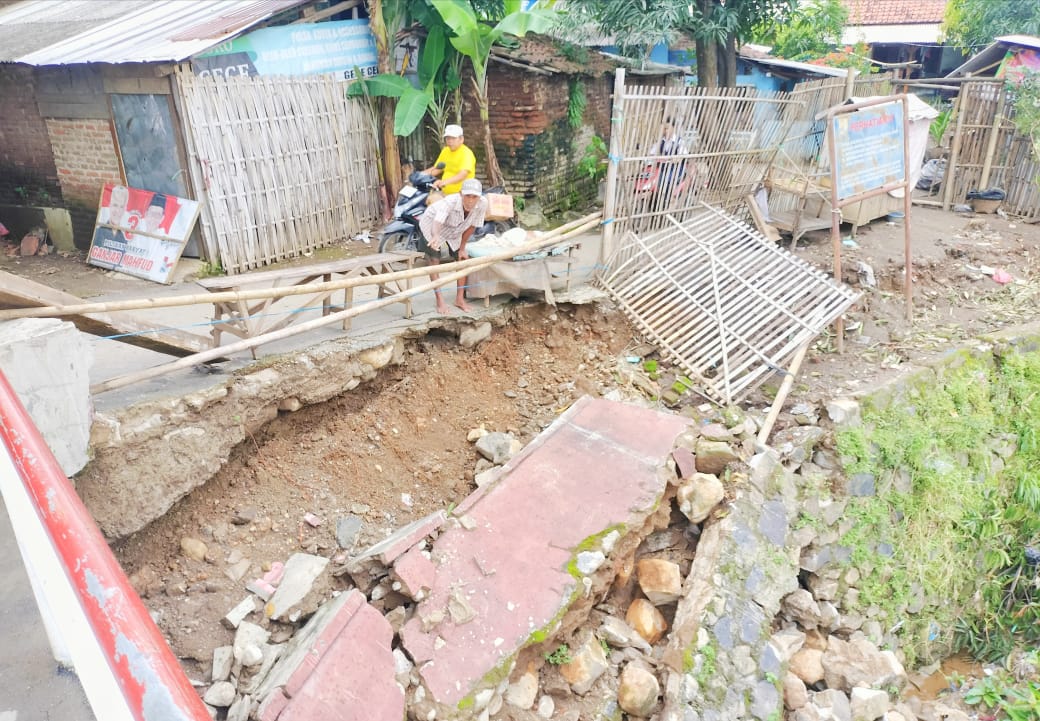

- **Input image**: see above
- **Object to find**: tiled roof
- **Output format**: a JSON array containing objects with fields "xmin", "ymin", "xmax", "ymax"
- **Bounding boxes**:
[{"xmin": 843, "ymin": 0, "xmax": 947, "ymax": 26}]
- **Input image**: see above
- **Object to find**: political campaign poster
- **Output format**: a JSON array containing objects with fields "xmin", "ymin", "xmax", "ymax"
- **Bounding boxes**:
[
  {"xmin": 88, "ymin": 183, "xmax": 201, "ymax": 284},
  {"xmin": 191, "ymin": 19, "xmax": 378, "ymax": 80}
]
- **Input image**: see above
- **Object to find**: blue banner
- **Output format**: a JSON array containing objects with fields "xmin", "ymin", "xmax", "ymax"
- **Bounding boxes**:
[{"xmin": 193, "ymin": 20, "xmax": 378, "ymax": 80}]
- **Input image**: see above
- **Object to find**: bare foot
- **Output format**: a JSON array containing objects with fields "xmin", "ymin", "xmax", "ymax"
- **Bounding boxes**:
[
  {"xmin": 436, "ymin": 302, "xmax": 453, "ymax": 314},
  {"xmin": 455, "ymin": 300, "xmax": 473, "ymax": 313}
]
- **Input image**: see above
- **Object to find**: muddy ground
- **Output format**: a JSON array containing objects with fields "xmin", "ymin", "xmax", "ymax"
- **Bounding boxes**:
[{"xmin": 4, "ymin": 202, "xmax": 1040, "ymax": 697}]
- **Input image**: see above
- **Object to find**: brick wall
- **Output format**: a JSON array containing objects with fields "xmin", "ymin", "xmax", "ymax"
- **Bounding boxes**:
[
  {"xmin": 455, "ymin": 67, "xmax": 615, "ymax": 216},
  {"xmin": 0, "ymin": 65, "xmax": 61, "ymax": 209},
  {"xmin": 47, "ymin": 118, "xmax": 123, "ymax": 248}
]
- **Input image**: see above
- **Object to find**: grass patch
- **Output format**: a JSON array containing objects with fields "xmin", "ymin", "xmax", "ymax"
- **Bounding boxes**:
[{"xmin": 834, "ymin": 352, "xmax": 1040, "ymax": 664}]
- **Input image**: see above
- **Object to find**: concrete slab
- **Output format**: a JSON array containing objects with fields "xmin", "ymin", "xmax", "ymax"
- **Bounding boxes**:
[
  {"xmin": 259, "ymin": 589, "xmax": 403, "ymax": 721},
  {"xmin": 401, "ymin": 397, "xmax": 688, "ymax": 709}
]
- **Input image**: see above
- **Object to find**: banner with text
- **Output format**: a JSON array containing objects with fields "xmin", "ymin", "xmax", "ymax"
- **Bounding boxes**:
[
  {"xmin": 191, "ymin": 19, "xmax": 378, "ymax": 80},
  {"xmin": 88, "ymin": 184, "xmax": 200, "ymax": 284}
]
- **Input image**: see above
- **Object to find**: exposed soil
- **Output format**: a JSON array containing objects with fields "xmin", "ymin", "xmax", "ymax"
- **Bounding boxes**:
[
  {"xmin": 111, "ymin": 303, "xmax": 638, "ymax": 669},
  {"xmin": 6, "ymin": 202, "xmax": 1040, "ymax": 702}
]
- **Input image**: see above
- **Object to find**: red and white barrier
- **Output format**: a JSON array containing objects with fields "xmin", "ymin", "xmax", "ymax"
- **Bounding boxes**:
[{"xmin": 0, "ymin": 371, "xmax": 209, "ymax": 721}]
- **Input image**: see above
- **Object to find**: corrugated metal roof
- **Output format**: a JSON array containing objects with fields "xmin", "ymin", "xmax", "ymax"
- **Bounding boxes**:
[
  {"xmin": 0, "ymin": 0, "xmax": 310, "ymax": 66},
  {"xmin": 946, "ymin": 34, "xmax": 1040, "ymax": 78},
  {"xmin": 743, "ymin": 55, "xmax": 848, "ymax": 78}
]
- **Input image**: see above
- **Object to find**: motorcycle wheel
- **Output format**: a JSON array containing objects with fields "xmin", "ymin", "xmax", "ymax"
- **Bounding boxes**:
[{"xmin": 378, "ymin": 230, "xmax": 420, "ymax": 254}]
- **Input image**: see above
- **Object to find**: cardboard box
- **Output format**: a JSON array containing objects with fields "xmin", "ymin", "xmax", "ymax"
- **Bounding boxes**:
[{"xmin": 485, "ymin": 193, "xmax": 514, "ymax": 221}]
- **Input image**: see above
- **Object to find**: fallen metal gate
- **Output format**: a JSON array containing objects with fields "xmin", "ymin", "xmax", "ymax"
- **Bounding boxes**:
[{"xmin": 597, "ymin": 204, "xmax": 858, "ymax": 405}]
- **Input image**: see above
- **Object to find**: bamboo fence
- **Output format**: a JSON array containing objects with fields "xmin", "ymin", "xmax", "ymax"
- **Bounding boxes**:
[
  {"xmin": 175, "ymin": 70, "xmax": 384, "ymax": 273},
  {"xmin": 942, "ymin": 80, "xmax": 1040, "ymax": 221},
  {"xmin": 597, "ymin": 205, "xmax": 857, "ymax": 405}
]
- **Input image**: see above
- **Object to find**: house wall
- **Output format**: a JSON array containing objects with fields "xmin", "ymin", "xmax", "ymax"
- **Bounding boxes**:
[
  {"xmin": 457, "ymin": 67, "xmax": 614, "ymax": 217},
  {"xmin": 0, "ymin": 65, "xmax": 62, "ymax": 214}
]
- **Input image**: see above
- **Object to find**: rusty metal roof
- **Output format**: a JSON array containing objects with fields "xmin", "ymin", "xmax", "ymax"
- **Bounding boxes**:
[{"xmin": 0, "ymin": 0, "xmax": 310, "ymax": 65}]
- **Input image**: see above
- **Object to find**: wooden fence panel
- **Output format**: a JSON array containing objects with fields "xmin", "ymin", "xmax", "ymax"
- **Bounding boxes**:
[{"xmin": 175, "ymin": 71, "xmax": 383, "ymax": 274}]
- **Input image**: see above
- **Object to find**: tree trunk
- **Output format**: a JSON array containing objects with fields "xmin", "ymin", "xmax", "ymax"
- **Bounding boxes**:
[
  {"xmin": 719, "ymin": 34, "xmax": 737, "ymax": 87},
  {"xmin": 696, "ymin": 38, "xmax": 718, "ymax": 88},
  {"xmin": 366, "ymin": 0, "xmax": 402, "ymax": 210},
  {"xmin": 696, "ymin": 0, "xmax": 718, "ymax": 88},
  {"xmin": 473, "ymin": 76, "xmax": 504, "ymax": 188}
]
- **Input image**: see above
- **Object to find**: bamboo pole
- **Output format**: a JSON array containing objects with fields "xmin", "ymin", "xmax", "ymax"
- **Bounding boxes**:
[
  {"xmin": 943, "ymin": 91, "xmax": 967, "ymax": 211},
  {"xmin": 90, "ymin": 263, "xmax": 480, "ymax": 396},
  {"xmin": 978, "ymin": 87, "xmax": 1008, "ymax": 189},
  {"xmin": 756, "ymin": 341, "xmax": 811, "ymax": 445},
  {"xmin": 0, "ymin": 215, "xmax": 600, "ymax": 321}
]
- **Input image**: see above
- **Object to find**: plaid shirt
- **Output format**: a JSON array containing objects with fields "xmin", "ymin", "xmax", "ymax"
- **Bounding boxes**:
[{"xmin": 419, "ymin": 194, "xmax": 487, "ymax": 251}]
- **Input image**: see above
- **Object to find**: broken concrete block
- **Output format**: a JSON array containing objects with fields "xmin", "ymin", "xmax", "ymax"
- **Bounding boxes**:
[
  {"xmin": 265, "ymin": 554, "xmax": 329, "ymax": 621},
  {"xmin": 826, "ymin": 398, "xmax": 861, "ymax": 426},
  {"xmin": 203, "ymin": 681, "xmax": 236, "ymax": 707},
  {"xmin": 626, "ymin": 598, "xmax": 668, "ymax": 645},
  {"xmin": 233, "ymin": 622, "xmax": 270, "ymax": 666},
  {"xmin": 694, "ymin": 439, "xmax": 740, "ymax": 475},
  {"xmin": 636, "ymin": 558, "xmax": 682, "ymax": 605},
  {"xmin": 335, "ymin": 515, "xmax": 363, "ymax": 549},
  {"xmin": 676, "ymin": 472, "xmax": 725, "ymax": 524},
  {"xmin": 225, "ymin": 558, "xmax": 252, "ymax": 583},
  {"xmin": 399, "ymin": 397, "xmax": 689, "ymax": 711},
  {"xmin": 223, "ymin": 596, "xmax": 258, "ymax": 629},
  {"xmin": 247, "ymin": 562, "xmax": 285, "ymax": 602},
  {"xmin": 459, "ymin": 321, "xmax": 493, "ymax": 348},
  {"xmin": 391, "ymin": 547, "xmax": 436, "ymax": 601},
  {"xmin": 226, "ymin": 694, "xmax": 251, "ymax": 721},
  {"xmin": 240, "ymin": 643, "xmax": 284, "ymax": 696},
  {"xmin": 672, "ymin": 447, "xmax": 697, "ymax": 479},
  {"xmin": 560, "ymin": 636, "xmax": 609, "ymax": 695},
  {"xmin": 345, "ymin": 510, "xmax": 447, "ymax": 576},
  {"xmin": 475, "ymin": 432, "xmax": 520, "ymax": 465},
  {"xmin": 505, "ymin": 662, "xmax": 539, "ymax": 709},
  {"xmin": 536, "ymin": 695, "xmax": 555, "ymax": 719},
  {"xmin": 617, "ymin": 663, "xmax": 660, "ymax": 717},
  {"xmin": 212, "ymin": 646, "xmax": 234, "ymax": 682}
]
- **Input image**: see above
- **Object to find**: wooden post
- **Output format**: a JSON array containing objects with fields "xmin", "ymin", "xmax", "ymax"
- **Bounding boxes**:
[
  {"xmin": 601, "ymin": 69, "xmax": 625, "ymax": 265},
  {"xmin": 978, "ymin": 87, "xmax": 1008, "ymax": 189},
  {"xmin": 756, "ymin": 341, "xmax": 811, "ymax": 445},
  {"xmin": 942, "ymin": 90, "xmax": 967, "ymax": 211}
]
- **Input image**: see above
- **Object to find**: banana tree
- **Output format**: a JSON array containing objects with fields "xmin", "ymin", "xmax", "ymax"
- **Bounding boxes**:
[
  {"xmin": 347, "ymin": 25, "xmax": 451, "ymax": 138},
  {"xmin": 428, "ymin": 0, "xmax": 557, "ymax": 187},
  {"xmin": 364, "ymin": 0, "xmax": 407, "ymax": 202}
]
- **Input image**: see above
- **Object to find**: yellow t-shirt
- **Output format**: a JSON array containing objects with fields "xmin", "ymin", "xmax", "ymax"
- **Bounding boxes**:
[{"xmin": 433, "ymin": 144, "xmax": 477, "ymax": 195}]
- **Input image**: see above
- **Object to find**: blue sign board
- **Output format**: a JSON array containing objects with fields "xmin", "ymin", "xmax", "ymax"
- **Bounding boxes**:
[
  {"xmin": 831, "ymin": 101, "xmax": 906, "ymax": 201},
  {"xmin": 193, "ymin": 20, "xmax": 378, "ymax": 80}
]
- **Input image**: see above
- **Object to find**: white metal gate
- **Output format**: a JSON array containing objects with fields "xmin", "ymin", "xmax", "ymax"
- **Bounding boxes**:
[{"xmin": 176, "ymin": 69, "xmax": 384, "ymax": 273}]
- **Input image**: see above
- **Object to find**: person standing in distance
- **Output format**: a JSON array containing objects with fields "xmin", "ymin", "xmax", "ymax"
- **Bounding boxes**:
[
  {"xmin": 423, "ymin": 124, "xmax": 476, "ymax": 195},
  {"xmin": 418, "ymin": 178, "xmax": 487, "ymax": 314}
]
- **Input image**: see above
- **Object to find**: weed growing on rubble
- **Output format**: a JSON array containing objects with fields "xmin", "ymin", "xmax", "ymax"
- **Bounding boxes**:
[
  {"xmin": 835, "ymin": 350, "xmax": 1040, "ymax": 667},
  {"xmin": 544, "ymin": 645, "xmax": 573, "ymax": 665}
]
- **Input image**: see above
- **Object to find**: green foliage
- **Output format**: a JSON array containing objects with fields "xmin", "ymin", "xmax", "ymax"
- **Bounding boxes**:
[
  {"xmin": 964, "ymin": 668, "xmax": 1040, "ymax": 721},
  {"xmin": 567, "ymin": 78, "xmax": 587, "ymax": 130},
  {"xmin": 834, "ymin": 351, "xmax": 1040, "ymax": 665},
  {"xmin": 929, "ymin": 106, "xmax": 953, "ymax": 147},
  {"xmin": 943, "ymin": 0, "xmax": 1040, "ymax": 51},
  {"xmin": 758, "ymin": 0, "xmax": 846, "ymax": 59},
  {"xmin": 197, "ymin": 260, "xmax": 224, "ymax": 278},
  {"xmin": 1008, "ymin": 73, "xmax": 1040, "ymax": 165},
  {"xmin": 544, "ymin": 644, "xmax": 573, "ymax": 665},
  {"xmin": 577, "ymin": 135, "xmax": 609, "ymax": 183},
  {"xmin": 800, "ymin": 42, "xmax": 875, "ymax": 75}
]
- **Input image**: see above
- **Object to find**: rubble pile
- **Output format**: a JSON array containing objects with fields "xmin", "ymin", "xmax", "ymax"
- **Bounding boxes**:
[{"xmin": 177, "ymin": 392, "xmax": 978, "ymax": 721}]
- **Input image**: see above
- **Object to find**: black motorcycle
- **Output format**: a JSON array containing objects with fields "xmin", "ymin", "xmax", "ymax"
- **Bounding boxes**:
[{"xmin": 378, "ymin": 168, "xmax": 514, "ymax": 254}]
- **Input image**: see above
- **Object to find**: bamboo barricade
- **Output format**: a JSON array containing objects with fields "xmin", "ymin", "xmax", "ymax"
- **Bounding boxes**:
[
  {"xmin": 0, "ymin": 214, "xmax": 600, "ymax": 322},
  {"xmin": 88, "ymin": 215, "xmax": 601, "ymax": 395}
]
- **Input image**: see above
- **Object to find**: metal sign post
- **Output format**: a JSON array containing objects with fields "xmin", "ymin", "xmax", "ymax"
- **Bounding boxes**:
[{"xmin": 826, "ymin": 95, "xmax": 913, "ymax": 352}]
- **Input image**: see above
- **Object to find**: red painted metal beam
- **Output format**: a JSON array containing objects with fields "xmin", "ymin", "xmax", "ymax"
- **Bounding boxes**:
[{"xmin": 0, "ymin": 371, "xmax": 209, "ymax": 720}]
